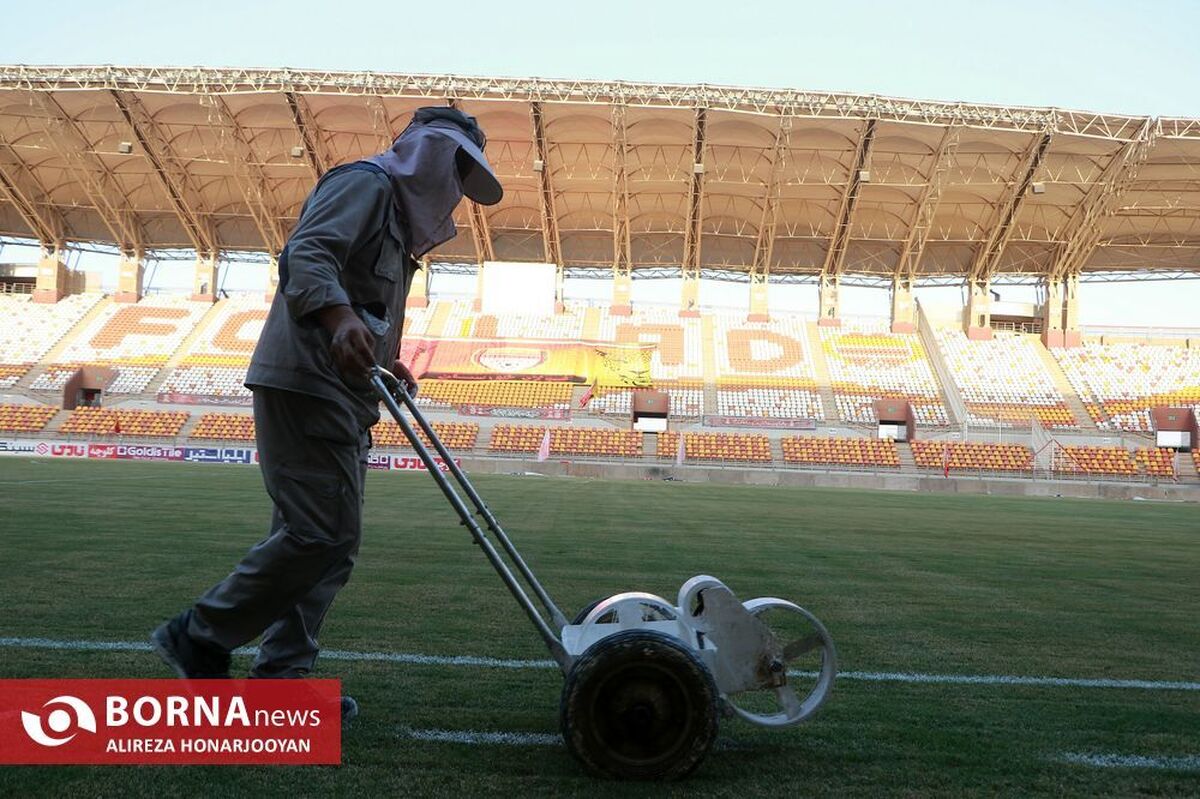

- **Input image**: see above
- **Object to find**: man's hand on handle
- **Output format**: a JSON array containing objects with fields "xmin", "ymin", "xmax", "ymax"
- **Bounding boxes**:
[
  {"xmin": 316, "ymin": 305, "xmax": 375, "ymax": 381},
  {"xmin": 392, "ymin": 360, "xmax": 419, "ymax": 398}
]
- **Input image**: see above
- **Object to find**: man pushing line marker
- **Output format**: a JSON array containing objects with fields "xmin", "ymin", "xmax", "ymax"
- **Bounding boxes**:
[{"xmin": 151, "ymin": 108, "xmax": 503, "ymax": 727}]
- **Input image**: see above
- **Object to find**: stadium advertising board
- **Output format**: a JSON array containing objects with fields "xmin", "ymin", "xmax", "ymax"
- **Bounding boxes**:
[
  {"xmin": 0, "ymin": 439, "xmax": 39, "ymax": 456},
  {"xmin": 0, "ymin": 438, "xmax": 455, "ymax": 473},
  {"xmin": 456, "ymin": 404, "xmax": 570, "ymax": 420},
  {"xmin": 115, "ymin": 445, "xmax": 186, "ymax": 462},
  {"xmin": 158, "ymin": 393, "xmax": 253, "ymax": 407},
  {"xmin": 183, "ymin": 447, "xmax": 256, "ymax": 465}
]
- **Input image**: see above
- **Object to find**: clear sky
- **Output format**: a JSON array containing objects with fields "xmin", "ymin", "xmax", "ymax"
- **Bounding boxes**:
[{"xmin": 3, "ymin": 0, "xmax": 1199, "ymax": 325}]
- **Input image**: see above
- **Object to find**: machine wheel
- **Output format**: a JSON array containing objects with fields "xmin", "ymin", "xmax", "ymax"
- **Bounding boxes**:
[
  {"xmin": 571, "ymin": 598, "xmax": 604, "ymax": 625},
  {"xmin": 560, "ymin": 630, "xmax": 718, "ymax": 780}
]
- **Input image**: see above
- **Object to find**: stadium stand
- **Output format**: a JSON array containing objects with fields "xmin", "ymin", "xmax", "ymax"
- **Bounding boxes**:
[
  {"xmin": 820, "ymin": 323, "xmax": 949, "ymax": 425},
  {"xmin": 598, "ymin": 307, "xmax": 704, "ymax": 380},
  {"xmin": 33, "ymin": 296, "xmax": 210, "ymax": 394},
  {"xmin": 589, "ymin": 383, "xmax": 705, "ymax": 418},
  {"xmin": 488, "ymin": 425, "xmax": 642, "ymax": 458},
  {"xmin": 416, "ymin": 379, "xmax": 572, "ymax": 410},
  {"xmin": 492, "ymin": 304, "xmax": 587, "ymax": 340},
  {"xmin": 1134, "ymin": 447, "xmax": 1177, "ymax": 478},
  {"xmin": 60, "ymin": 407, "xmax": 188, "ymax": 438},
  {"xmin": 657, "ymin": 431, "xmax": 772, "ymax": 463},
  {"xmin": 911, "ymin": 440, "xmax": 1034, "ymax": 473},
  {"xmin": 715, "ymin": 382, "xmax": 823, "ymax": 420},
  {"xmin": 934, "ymin": 330, "xmax": 1076, "ymax": 428},
  {"xmin": 1054, "ymin": 342, "xmax": 1200, "ymax": 432},
  {"xmin": 158, "ymin": 295, "xmax": 268, "ymax": 402},
  {"xmin": 1057, "ymin": 445, "xmax": 1139, "ymax": 476},
  {"xmin": 0, "ymin": 293, "xmax": 102, "ymax": 387},
  {"xmin": 0, "ymin": 403, "xmax": 57, "ymax": 432},
  {"xmin": 373, "ymin": 420, "xmax": 479, "ymax": 450},
  {"xmin": 781, "ymin": 436, "xmax": 900, "ymax": 468},
  {"xmin": 713, "ymin": 313, "xmax": 816, "ymax": 380},
  {"xmin": 191, "ymin": 413, "xmax": 256, "ymax": 441}
]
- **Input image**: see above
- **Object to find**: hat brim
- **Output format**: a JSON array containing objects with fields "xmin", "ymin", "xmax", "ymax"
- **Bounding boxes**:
[{"xmin": 427, "ymin": 126, "xmax": 504, "ymax": 206}]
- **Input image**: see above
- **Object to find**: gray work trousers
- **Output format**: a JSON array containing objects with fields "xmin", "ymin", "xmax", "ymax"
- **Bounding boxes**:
[{"xmin": 187, "ymin": 386, "xmax": 369, "ymax": 677}]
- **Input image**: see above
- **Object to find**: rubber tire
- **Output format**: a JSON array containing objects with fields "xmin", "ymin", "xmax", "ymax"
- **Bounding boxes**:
[{"xmin": 560, "ymin": 629, "xmax": 718, "ymax": 780}]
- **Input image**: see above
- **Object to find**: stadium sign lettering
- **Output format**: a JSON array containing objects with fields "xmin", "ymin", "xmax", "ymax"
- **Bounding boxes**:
[
  {"xmin": 0, "ymin": 439, "xmax": 37, "ymax": 454},
  {"xmin": 389, "ymin": 456, "xmax": 461, "ymax": 472},
  {"xmin": 116, "ymin": 445, "xmax": 184, "ymax": 462},
  {"xmin": 183, "ymin": 447, "xmax": 254, "ymax": 465},
  {"xmin": 87, "ymin": 444, "xmax": 119, "ymax": 459},
  {"xmin": 366, "ymin": 452, "xmax": 392, "ymax": 470},
  {"xmin": 0, "ymin": 679, "xmax": 340, "ymax": 765},
  {"xmin": 50, "ymin": 443, "xmax": 88, "ymax": 458}
]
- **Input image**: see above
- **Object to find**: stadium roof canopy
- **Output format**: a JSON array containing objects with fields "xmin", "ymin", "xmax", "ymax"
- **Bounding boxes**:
[{"xmin": 1, "ymin": 65, "xmax": 1198, "ymax": 284}]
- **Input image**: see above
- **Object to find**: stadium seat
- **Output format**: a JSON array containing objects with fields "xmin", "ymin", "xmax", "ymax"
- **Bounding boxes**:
[
  {"xmin": 934, "ymin": 330, "xmax": 1076, "ymax": 428},
  {"xmin": 372, "ymin": 421, "xmax": 480, "ymax": 451},
  {"xmin": 910, "ymin": 440, "xmax": 1034, "ymax": 473},
  {"xmin": 488, "ymin": 425, "xmax": 642, "ymax": 458},
  {"xmin": 781, "ymin": 436, "xmax": 900, "ymax": 468},
  {"xmin": 1056, "ymin": 445, "xmax": 1139, "ymax": 477},
  {"xmin": 60, "ymin": 407, "xmax": 188, "ymax": 438},
  {"xmin": 820, "ymin": 323, "xmax": 949, "ymax": 425},
  {"xmin": 715, "ymin": 382, "xmax": 823, "ymax": 420},
  {"xmin": 0, "ymin": 294, "xmax": 103, "ymax": 388},
  {"xmin": 33, "ymin": 296, "xmax": 210, "ymax": 394},
  {"xmin": 417, "ymin": 380, "xmax": 572, "ymax": 410},
  {"xmin": 1054, "ymin": 342, "xmax": 1200, "ymax": 432},
  {"xmin": 589, "ymin": 382, "xmax": 705, "ymax": 418},
  {"xmin": 656, "ymin": 431, "xmax": 772, "ymax": 463},
  {"xmin": 0, "ymin": 403, "xmax": 58, "ymax": 433},
  {"xmin": 191, "ymin": 413, "xmax": 256, "ymax": 441}
]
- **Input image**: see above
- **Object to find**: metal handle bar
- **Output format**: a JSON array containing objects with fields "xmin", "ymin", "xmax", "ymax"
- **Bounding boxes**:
[{"xmin": 370, "ymin": 366, "xmax": 570, "ymax": 670}]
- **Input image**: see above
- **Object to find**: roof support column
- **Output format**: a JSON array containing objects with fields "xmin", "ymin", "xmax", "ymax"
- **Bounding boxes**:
[
  {"xmin": 115, "ymin": 250, "xmax": 144, "ymax": 303},
  {"xmin": 33, "ymin": 247, "xmax": 67, "ymax": 304},
  {"xmin": 890, "ymin": 276, "xmax": 915, "ymax": 333},
  {"xmin": 611, "ymin": 271, "xmax": 633, "ymax": 316},
  {"xmin": 1063, "ymin": 272, "xmax": 1081, "ymax": 347},
  {"xmin": 1041, "ymin": 275, "xmax": 1064, "ymax": 348},
  {"xmin": 610, "ymin": 104, "xmax": 632, "ymax": 316},
  {"xmin": 965, "ymin": 276, "xmax": 992, "ymax": 340},
  {"xmin": 192, "ymin": 254, "xmax": 218, "ymax": 303},
  {"xmin": 680, "ymin": 270, "xmax": 700, "ymax": 318},
  {"xmin": 680, "ymin": 107, "xmax": 706, "ymax": 318},
  {"xmin": 818, "ymin": 273, "xmax": 840, "ymax": 327},
  {"xmin": 749, "ymin": 271, "xmax": 770, "ymax": 322},
  {"xmin": 265, "ymin": 254, "xmax": 279, "ymax": 302},
  {"xmin": 407, "ymin": 258, "xmax": 430, "ymax": 309}
]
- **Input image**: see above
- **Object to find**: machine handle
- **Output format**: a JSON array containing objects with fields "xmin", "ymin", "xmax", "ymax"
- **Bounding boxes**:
[{"xmin": 370, "ymin": 367, "xmax": 570, "ymax": 669}]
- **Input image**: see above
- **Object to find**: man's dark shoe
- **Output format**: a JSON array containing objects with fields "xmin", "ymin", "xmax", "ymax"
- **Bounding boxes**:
[
  {"xmin": 341, "ymin": 696, "xmax": 359, "ymax": 728},
  {"xmin": 151, "ymin": 612, "xmax": 231, "ymax": 678}
]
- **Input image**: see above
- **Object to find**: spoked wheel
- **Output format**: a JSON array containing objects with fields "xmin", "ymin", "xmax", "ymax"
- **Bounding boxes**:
[
  {"xmin": 724, "ymin": 598, "xmax": 837, "ymax": 727},
  {"xmin": 571, "ymin": 599, "xmax": 603, "ymax": 625},
  {"xmin": 560, "ymin": 630, "xmax": 718, "ymax": 780}
]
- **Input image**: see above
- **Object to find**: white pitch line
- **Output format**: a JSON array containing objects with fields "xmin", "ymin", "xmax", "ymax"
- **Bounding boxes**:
[
  {"xmin": 1, "ymin": 636, "xmax": 1198, "ymax": 692},
  {"xmin": 400, "ymin": 727, "xmax": 562, "ymax": 747},
  {"xmin": 1059, "ymin": 752, "xmax": 1200, "ymax": 772}
]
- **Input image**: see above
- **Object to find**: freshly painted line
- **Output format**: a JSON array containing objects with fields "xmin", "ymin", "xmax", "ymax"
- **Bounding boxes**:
[
  {"xmin": 827, "ymin": 669, "xmax": 1200, "ymax": 692},
  {"xmin": 1059, "ymin": 752, "xmax": 1200, "ymax": 771},
  {"xmin": 2, "ymin": 637, "xmax": 1198, "ymax": 692},
  {"xmin": 401, "ymin": 727, "xmax": 561, "ymax": 747}
]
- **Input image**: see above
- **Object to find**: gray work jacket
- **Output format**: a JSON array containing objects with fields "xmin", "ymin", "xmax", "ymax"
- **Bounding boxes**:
[{"xmin": 246, "ymin": 163, "xmax": 415, "ymax": 431}]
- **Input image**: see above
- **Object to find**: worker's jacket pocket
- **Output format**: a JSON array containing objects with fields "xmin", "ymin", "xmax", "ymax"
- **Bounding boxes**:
[
  {"xmin": 276, "ymin": 465, "xmax": 346, "ymax": 543},
  {"xmin": 372, "ymin": 216, "xmax": 406, "ymax": 284}
]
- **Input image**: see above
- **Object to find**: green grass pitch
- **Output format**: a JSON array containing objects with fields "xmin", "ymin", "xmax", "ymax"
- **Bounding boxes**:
[{"xmin": 0, "ymin": 457, "xmax": 1197, "ymax": 797}]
